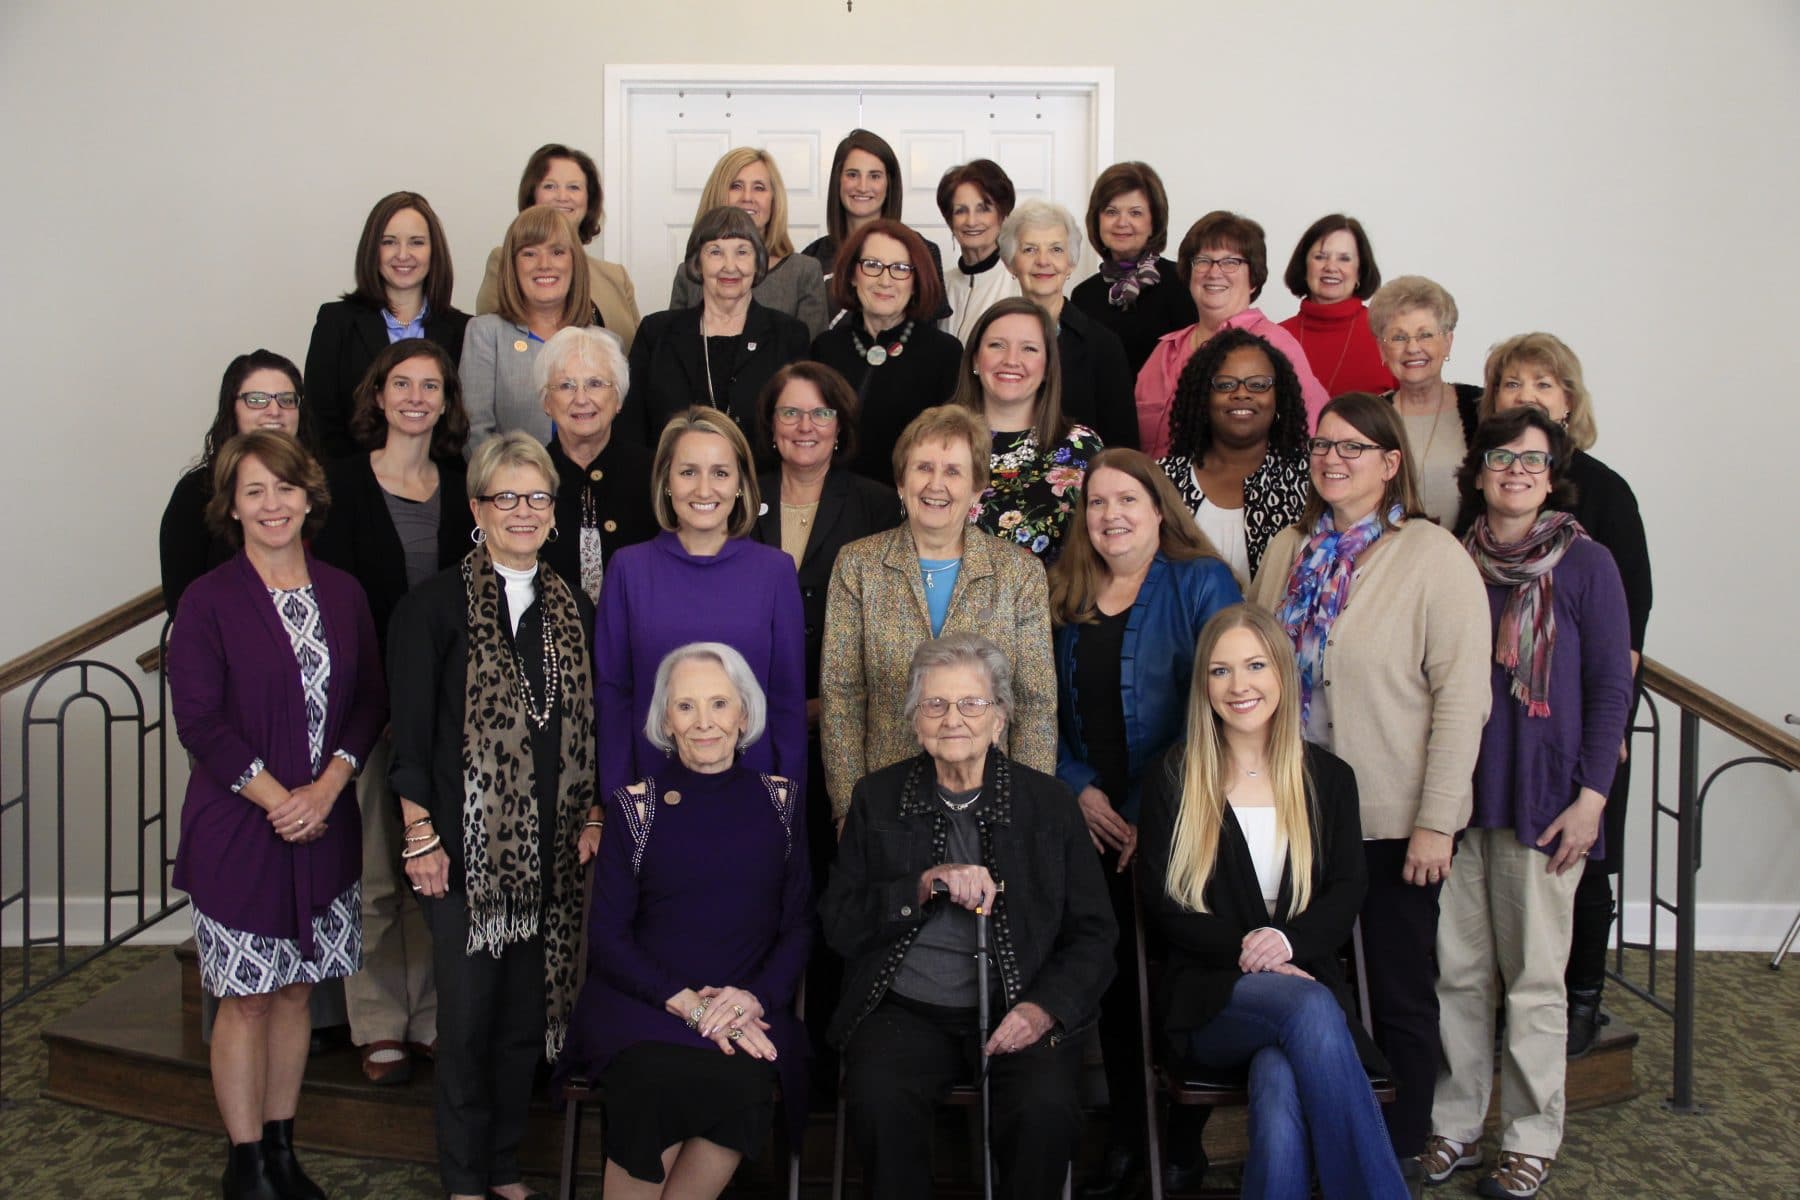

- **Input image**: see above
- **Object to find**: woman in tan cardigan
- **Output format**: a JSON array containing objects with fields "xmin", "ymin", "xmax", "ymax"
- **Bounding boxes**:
[
  {"xmin": 820, "ymin": 405, "xmax": 1056, "ymax": 825},
  {"xmin": 1248, "ymin": 391, "xmax": 1490, "ymax": 1176}
]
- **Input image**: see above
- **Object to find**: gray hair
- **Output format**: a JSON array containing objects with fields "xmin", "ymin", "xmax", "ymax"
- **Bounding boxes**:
[
  {"xmin": 1368, "ymin": 274, "xmax": 1460, "ymax": 339},
  {"xmin": 533, "ymin": 325, "xmax": 630, "ymax": 402},
  {"xmin": 998, "ymin": 198, "xmax": 1084, "ymax": 265},
  {"xmin": 644, "ymin": 642, "xmax": 768, "ymax": 754},
  {"xmin": 466, "ymin": 430, "xmax": 559, "ymax": 498},
  {"xmin": 902, "ymin": 632, "xmax": 1014, "ymax": 721}
]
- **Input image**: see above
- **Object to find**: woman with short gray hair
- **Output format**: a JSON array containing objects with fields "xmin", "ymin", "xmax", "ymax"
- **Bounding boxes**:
[
  {"xmin": 535, "ymin": 325, "xmax": 657, "ymax": 602},
  {"xmin": 1369, "ymin": 274, "xmax": 1481, "ymax": 527},
  {"xmin": 563, "ymin": 642, "xmax": 811, "ymax": 1199}
]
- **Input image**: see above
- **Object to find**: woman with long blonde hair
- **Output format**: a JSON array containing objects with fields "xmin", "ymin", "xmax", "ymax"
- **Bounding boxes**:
[{"xmin": 1138, "ymin": 604, "xmax": 1408, "ymax": 1198}]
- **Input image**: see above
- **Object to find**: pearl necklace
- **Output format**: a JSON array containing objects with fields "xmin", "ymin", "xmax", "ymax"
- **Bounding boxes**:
[{"xmin": 513, "ymin": 614, "xmax": 559, "ymax": 730}]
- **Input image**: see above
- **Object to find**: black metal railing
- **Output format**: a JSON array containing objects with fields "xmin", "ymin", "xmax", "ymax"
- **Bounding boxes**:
[
  {"xmin": 1611, "ymin": 658, "xmax": 1800, "ymax": 1113},
  {"xmin": 0, "ymin": 591, "xmax": 186, "ymax": 1014}
]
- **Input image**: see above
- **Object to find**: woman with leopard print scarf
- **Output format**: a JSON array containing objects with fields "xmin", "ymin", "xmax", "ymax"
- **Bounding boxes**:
[{"xmin": 387, "ymin": 432, "xmax": 598, "ymax": 1200}]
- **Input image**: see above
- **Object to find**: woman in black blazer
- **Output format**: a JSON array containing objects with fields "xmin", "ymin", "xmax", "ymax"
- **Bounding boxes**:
[
  {"xmin": 304, "ymin": 192, "xmax": 471, "ymax": 459},
  {"xmin": 312, "ymin": 337, "xmax": 473, "ymax": 1088},
  {"xmin": 1138, "ymin": 604, "xmax": 1409, "ymax": 1199},
  {"xmin": 622, "ymin": 206, "xmax": 810, "ymax": 452}
]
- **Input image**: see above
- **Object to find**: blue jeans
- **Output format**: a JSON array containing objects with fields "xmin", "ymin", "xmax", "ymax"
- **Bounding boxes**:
[{"xmin": 1185, "ymin": 973, "xmax": 1407, "ymax": 1200}]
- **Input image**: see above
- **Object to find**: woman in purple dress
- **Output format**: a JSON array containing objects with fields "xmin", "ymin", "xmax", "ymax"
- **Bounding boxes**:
[
  {"xmin": 566, "ymin": 642, "xmax": 811, "ymax": 1197},
  {"xmin": 595, "ymin": 406, "xmax": 807, "ymax": 799}
]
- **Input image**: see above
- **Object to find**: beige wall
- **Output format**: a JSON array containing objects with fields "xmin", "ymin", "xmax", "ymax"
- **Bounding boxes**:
[{"xmin": 2, "ymin": 1, "xmax": 1796, "ymax": 931}]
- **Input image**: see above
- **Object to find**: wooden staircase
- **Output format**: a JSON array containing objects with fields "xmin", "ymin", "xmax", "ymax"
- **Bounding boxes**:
[{"xmin": 41, "ymin": 943, "xmax": 1641, "ymax": 1191}]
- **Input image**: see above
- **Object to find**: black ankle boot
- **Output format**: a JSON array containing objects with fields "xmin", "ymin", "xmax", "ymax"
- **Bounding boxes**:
[
  {"xmin": 222, "ymin": 1140, "xmax": 280, "ymax": 1200},
  {"xmin": 1567, "ymin": 987, "xmax": 1607, "ymax": 1059},
  {"xmin": 260, "ymin": 1119, "xmax": 327, "ymax": 1199},
  {"xmin": 1079, "ymin": 1144, "xmax": 1146, "ymax": 1200}
]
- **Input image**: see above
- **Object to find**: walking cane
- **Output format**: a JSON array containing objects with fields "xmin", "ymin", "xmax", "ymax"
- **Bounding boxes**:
[{"xmin": 975, "ymin": 896, "xmax": 995, "ymax": 1200}]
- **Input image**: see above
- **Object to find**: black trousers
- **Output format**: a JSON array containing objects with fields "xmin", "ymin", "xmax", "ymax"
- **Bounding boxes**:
[
  {"xmin": 844, "ymin": 994, "xmax": 1083, "ymax": 1200},
  {"xmin": 423, "ymin": 888, "xmax": 547, "ymax": 1196},
  {"xmin": 1095, "ymin": 846, "xmax": 1146, "ymax": 1145},
  {"xmin": 1567, "ymin": 704, "xmax": 1636, "ymax": 993},
  {"xmin": 1359, "ymin": 838, "xmax": 1443, "ymax": 1158}
]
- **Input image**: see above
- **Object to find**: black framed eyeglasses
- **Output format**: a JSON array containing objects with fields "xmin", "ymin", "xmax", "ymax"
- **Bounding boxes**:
[
  {"xmin": 857, "ymin": 258, "xmax": 916, "ymax": 280},
  {"xmin": 476, "ymin": 491, "xmax": 555, "ymax": 510},
  {"xmin": 1210, "ymin": 374, "xmax": 1275, "ymax": 394},
  {"xmin": 1190, "ymin": 254, "xmax": 1247, "ymax": 275},
  {"xmin": 1482, "ymin": 449, "xmax": 1552, "ymax": 474},
  {"xmin": 917, "ymin": 696, "xmax": 994, "ymax": 719},
  {"xmin": 1306, "ymin": 437, "xmax": 1384, "ymax": 460},
  {"xmin": 238, "ymin": 390, "xmax": 301, "ymax": 410}
]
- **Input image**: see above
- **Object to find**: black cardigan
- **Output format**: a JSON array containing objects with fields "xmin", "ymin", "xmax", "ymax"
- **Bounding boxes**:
[
  {"xmin": 303, "ymin": 298, "xmax": 472, "ymax": 460},
  {"xmin": 538, "ymin": 436, "xmax": 660, "ymax": 601},
  {"xmin": 620, "ymin": 301, "xmax": 811, "ymax": 451},
  {"xmin": 385, "ymin": 564, "xmax": 594, "ymax": 892},
  {"xmin": 1566, "ymin": 451, "xmax": 1652, "ymax": 653},
  {"xmin": 820, "ymin": 749, "xmax": 1117, "ymax": 1049},
  {"xmin": 1057, "ymin": 303, "xmax": 1139, "ymax": 450},
  {"xmin": 749, "ymin": 465, "xmax": 900, "ymax": 696},
  {"xmin": 311, "ymin": 454, "xmax": 474, "ymax": 661},
  {"xmin": 158, "ymin": 466, "xmax": 235, "ymax": 619},
  {"xmin": 1070, "ymin": 260, "xmax": 1199, "ymax": 377},
  {"xmin": 1137, "ymin": 741, "xmax": 1383, "ymax": 1072},
  {"xmin": 809, "ymin": 318, "xmax": 963, "ymax": 486}
]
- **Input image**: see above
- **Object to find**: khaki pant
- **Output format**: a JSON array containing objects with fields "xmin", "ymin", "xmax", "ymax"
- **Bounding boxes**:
[
  {"xmin": 343, "ymin": 735, "xmax": 437, "ymax": 1046},
  {"xmin": 1431, "ymin": 827, "xmax": 1580, "ymax": 1159}
]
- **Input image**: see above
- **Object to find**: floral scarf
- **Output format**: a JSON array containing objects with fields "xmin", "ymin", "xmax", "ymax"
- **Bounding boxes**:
[
  {"xmin": 1463, "ymin": 510, "xmax": 1584, "ymax": 717},
  {"xmin": 1275, "ymin": 505, "xmax": 1399, "ymax": 722},
  {"xmin": 1099, "ymin": 251, "xmax": 1161, "ymax": 310}
]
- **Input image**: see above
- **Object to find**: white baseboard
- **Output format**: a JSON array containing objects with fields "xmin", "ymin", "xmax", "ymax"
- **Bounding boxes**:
[
  {"xmin": 2, "ymin": 895, "xmax": 192, "ymax": 948},
  {"xmin": 1620, "ymin": 901, "xmax": 1799, "ymax": 952}
]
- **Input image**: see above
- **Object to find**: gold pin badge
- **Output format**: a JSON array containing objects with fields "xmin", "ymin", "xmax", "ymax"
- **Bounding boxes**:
[
  {"xmin": 663, "ymin": 790, "xmax": 682, "ymax": 806},
  {"xmin": 513, "ymin": 339, "xmax": 529, "ymax": 352},
  {"xmin": 603, "ymin": 519, "xmax": 618, "ymax": 533},
  {"xmin": 590, "ymin": 468, "xmax": 604, "ymax": 481}
]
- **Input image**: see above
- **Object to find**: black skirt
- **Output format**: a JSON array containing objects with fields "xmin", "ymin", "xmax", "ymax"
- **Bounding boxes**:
[{"xmin": 600, "ymin": 1041, "xmax": 779, "ymax": 1182}]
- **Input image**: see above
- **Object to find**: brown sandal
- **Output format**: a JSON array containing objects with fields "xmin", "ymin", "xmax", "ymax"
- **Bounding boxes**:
[
  {"xmin": 1476, "ymin": 1151, "xmax": 1550, "ymax": 1198},
  {"xmin": 359, "ymin": 1040, "xmax": 413, "ymax": 1085},
  {"xmin": 1420, "ymin": 1135, "xmax": 1480, "ymax": 1185}
]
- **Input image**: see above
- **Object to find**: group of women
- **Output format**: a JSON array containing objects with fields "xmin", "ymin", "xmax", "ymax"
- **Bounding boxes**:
[{"xmin": 159, "ymin": 132, "xmax": 1650, "ymax": 1200}]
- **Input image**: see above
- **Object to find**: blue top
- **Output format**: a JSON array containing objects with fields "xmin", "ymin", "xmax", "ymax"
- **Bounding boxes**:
[
  {"xmin": 1053, "ymin": 553, "xmax": 1241, "ymax": 822},
  {"xmin": 380, "ymin": 301, "xmax": 429, "ymax": 341},
  {"xmin": 919, "ymin": 556, "xmax": 961, "ymax": 636},
  {"xmin": 1470, "ymin": 536, "xmax": 1633, "ymax": 857}
]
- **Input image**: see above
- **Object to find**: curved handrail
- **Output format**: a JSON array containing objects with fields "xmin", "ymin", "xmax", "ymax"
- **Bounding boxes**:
[
  {"xmin": 1641, "ymin": 656, "xmax": 1800, "ymax": 772},
  {"xmin": 0, "ymin": 588, "xmax": 164, "ymax": 696}
]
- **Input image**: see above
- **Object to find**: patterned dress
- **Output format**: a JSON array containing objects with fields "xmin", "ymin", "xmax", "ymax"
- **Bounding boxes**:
[
  {"xmin": 971, "ymin": 424, "xmax": 1103, "ymax": 562},
  {"xmin": 191, "ymin": 585, "xmax": 362, "ymax": 997}
]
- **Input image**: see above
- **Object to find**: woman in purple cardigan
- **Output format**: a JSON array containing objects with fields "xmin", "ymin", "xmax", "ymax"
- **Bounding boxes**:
[
  {"xmin": 169, "ymin": 429, "xmax": 386, "ymax": 1200},
  {"xmin": 1422, "ymin": 407, "xmax": 1632, "ymax": 1200},
  {"xmin": 595, "ymin": 406, "xmax": 807, "ymax": 799},
  {"xmin": 565, "ymin": 642, "xmax": 811, "ymax": 1196}
]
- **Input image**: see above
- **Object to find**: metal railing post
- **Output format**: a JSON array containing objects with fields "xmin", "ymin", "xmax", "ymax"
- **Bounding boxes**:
[{"xmin": 1667, "ymin": 710, "xmax": 1702, "ymax": 1113}]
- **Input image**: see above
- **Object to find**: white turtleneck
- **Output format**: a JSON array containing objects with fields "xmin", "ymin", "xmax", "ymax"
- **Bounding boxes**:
[{"xmin": 494, "ymin": 560, "xmax": 538, "ymax": 635}]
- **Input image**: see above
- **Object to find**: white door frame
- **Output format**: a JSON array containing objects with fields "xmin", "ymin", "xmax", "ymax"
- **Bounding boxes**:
[{"xmin": 600, "ymin": 64, "xmax": 1116, "ymax": 264}]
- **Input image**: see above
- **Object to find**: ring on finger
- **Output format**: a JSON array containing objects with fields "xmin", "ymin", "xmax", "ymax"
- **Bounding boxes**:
[{"xmin": 728, "ymin": 1028, "xmax": 743, "ymax": 1041}]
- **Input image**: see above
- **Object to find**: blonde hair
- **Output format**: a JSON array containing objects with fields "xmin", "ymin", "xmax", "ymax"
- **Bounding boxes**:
[
  {"xmin": 650, "ymin": 407, "xmax": 761, "ymax": 538},
  {"xmin": 1164, "ymin": 605, "xmax": 1315, "ymax": 919},
  {"xmin": 1367, "ymin": 274, "xmax": 1459, "ymax": 340},
  {"xmin": 696, "ymin": 148, "xmax": 795, "ymax": 260},
  {"xmin": 496, "ymin": 205, "xmax": 593, "ymax": 329},
  {"xmin": 891, "ymin": 404, "xmax": 992, "ymax": 498},
  {"xmin": 1478, "ymin": 331, "xmax": 1598, "ymax": 453}
]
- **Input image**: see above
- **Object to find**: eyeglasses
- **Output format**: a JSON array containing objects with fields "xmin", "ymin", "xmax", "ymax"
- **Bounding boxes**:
[
  {"xmin": 1210, "ymin": 374, "xmax": 1275, "ymax": 394},
  {"xmin": 774, "ymin": 405, "xmax": 839, "ymax": 425},
  {"xmin": 917, "ymin": 696, "xmax": 995, "ymax": 719},
  {"xmin": 1384, "ymin": 330, "xmax": 1442, "ymax": 348},
  {"xmin": 1190, "ymin": 255, "xmax": 1248, "ymax": 275},
  {"xmin": 1307, "ymin": 437, "xmax": 1385, "ymax": 460},
  {"xmin": 238, "ymin": 390, "xmax": 300, "ymax": 410},
  {"xmin": 552, "ymin": 377, "xmax": 615, "ymax": 397},
  {"xmin": 476, "ymin": 491, "xmax": 555, "ymax": 510},
  {"xmin": 857, "ymin": 258, "xmax": 916, "ymax": 280},
  {"xmin": 1482, "ymin": 449, "xmax": 1552, "ymax": 474}
]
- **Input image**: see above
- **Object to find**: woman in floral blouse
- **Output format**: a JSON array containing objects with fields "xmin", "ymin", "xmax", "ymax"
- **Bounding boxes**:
[{"xmin": 954, "ymin": 296, "xmax": 1104, "ymax": 561}]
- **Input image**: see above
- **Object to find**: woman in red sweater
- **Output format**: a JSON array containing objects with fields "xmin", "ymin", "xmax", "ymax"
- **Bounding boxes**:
[{"xmin": 1277, "ymin": 215, "xmax": 1395, "ymax": 398}]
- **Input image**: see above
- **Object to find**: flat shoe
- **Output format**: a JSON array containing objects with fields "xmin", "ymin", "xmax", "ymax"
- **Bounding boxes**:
[{"xmin": 360, "ymin": 1040, "xmax": 413, "ymax": 1085}]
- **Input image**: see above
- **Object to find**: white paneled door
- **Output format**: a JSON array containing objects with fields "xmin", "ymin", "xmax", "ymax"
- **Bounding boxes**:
[{"xmin": 604, "ymin": 67, "xmax": 1113, "ymax": 307}]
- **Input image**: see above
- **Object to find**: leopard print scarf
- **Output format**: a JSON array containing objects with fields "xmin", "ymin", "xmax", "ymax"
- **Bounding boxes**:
[{"xmin": 460, "ymin": 544, "xmax": 594, "ymax": 1058}]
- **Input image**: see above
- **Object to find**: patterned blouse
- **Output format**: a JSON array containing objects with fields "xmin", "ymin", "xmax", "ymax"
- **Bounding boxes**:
[
  {"xmin": 1157, "ymin": 450, "xmax": 1312, "ymax": 580},
  {"xmin": 972, "ymin": 424, "xmax": 1103, "ymax": 563}
]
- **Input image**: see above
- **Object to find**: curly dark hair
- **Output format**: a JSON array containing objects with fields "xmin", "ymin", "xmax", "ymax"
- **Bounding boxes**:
[{"xmin": 1166, "ymin": 329, "xmax": 1309, "ymax": 465}]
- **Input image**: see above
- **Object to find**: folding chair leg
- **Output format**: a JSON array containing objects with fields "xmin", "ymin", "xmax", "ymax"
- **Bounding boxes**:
[
  {"xmin": 831, "ymin": 1089, "xmax": 848, "ymax": 1200},
  {"xmin": 1063, "ymin": 1161, "xmax": 1073, "ymax": 1200},
  {"xmin": 558, "ymin": 1093, "xmax": 583, "ymax": 1200}
]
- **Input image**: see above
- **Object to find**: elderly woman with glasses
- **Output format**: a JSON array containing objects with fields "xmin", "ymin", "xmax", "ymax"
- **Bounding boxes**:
[
  {"xmin": 1369, "ymin": 275, "xmax": 1481, "ymax": 528},
  {"xmin": 823, "ymin": 633, "xmax": 1117, "ymax": 1200},
  {"xmin": 1421, "ymin": 408, "xmax": 1632, "ymax": 1200},
  {"xmin": 1135, "ymin": 211, "xmax": 1329, "ymax": 459}
]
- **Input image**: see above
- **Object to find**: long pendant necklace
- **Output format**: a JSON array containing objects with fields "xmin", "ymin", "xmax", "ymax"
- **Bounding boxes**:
[
  {"xmin": 1299, "ymin": 307, "xmax": 1355, "ymax": 394},
  {"xmin": 513, "ymin": 614, "xmax": 559, "ymax": 730}
]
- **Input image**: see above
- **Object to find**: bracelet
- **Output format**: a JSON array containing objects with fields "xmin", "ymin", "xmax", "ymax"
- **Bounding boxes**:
[
  {"xmin": 582, "ymin": 820, "xmax": 604, "ymax": 831},
  {"xmin": 404, "ymin": 816, "xmax": 434, "ymax": 831},
  {"xmin": 400, "ymin": 835, "xmax": 442, "ymax": 859},
  {"xmin": 685, "ymin": 998, "xmax": 711, "ymax": 1030}
]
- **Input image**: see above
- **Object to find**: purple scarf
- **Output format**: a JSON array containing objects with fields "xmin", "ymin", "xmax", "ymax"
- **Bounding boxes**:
[
  {"xmin": 1275, "ymin": 505, "xmax": 1399, "ymax": 722},
  {"xmin": 1099, "ymin": 252, "xmax": 1161, "ymax": 310},
  {"xmin": 1464, "ymin": 510, "xmax": 1584, "ymax": 717}
]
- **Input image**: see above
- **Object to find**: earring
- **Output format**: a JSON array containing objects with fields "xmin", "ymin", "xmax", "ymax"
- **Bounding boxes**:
[
  {"xmin": 545, "ymin": 526, "xmax": 561, "ymax": 543},
  {"xmin": 470, "ymin": 528, "xmax": 487, "ymax": 545}
]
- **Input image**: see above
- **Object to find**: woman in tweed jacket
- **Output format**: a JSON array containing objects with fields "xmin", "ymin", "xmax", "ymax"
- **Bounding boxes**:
[{"xmin": 820, "ymin": 405, "xmax": 1056, "ymax": 823}]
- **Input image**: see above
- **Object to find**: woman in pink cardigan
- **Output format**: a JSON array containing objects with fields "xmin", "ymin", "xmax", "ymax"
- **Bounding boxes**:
[{"xmin": 1135, "ymin": 211, "xmax": 1329, "ymax": 458}]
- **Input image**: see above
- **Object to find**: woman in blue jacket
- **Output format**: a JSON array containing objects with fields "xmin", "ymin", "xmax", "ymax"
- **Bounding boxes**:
[{"xmin": 1048, "ymin": 447, "xmax": 1240, "ymax": 1195}]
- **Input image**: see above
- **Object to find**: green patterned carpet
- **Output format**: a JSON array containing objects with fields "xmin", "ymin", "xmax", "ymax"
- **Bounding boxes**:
[{"xmin": 4, "ymin": 946, "xmax": 1796, "ymax": 1198}]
